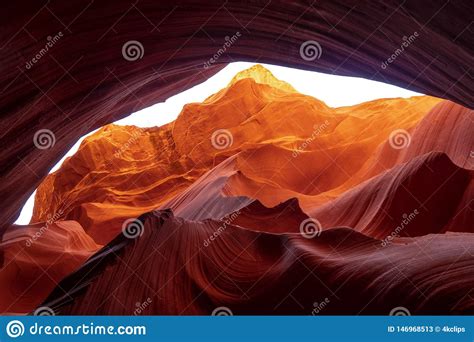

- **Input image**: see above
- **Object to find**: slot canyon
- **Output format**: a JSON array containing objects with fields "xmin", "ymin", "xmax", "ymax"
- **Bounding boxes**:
[{"xmin": 0, "ymin": 1, "xmax": 472, "ymax": 315}]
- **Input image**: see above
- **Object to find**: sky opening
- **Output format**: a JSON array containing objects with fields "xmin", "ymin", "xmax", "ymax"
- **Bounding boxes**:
[{"xmin": 15, "ymin": 62, "xmax": 423, "ymax": 225}]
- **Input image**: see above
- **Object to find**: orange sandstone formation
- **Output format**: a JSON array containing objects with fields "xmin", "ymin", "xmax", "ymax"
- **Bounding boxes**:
[
  {"xmin": 0, "ymin": 221, "xmax": 100, "ymax": 314},
  {"xmin": 5, "ymin": 65, "xmax": 473, "ymax": 315},
  {"xmin": 31, "ymin": 66, "xmax": 446, "ymax": 244}
]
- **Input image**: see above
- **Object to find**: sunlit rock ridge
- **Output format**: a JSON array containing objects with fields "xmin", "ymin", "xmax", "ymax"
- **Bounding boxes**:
[{"xmin": 2, "ymin": 65, "xmax": 473, "ymax": 315}]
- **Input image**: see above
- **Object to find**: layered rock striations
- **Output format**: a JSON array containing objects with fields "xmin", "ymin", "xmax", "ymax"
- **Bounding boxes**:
[
  {"xmin": 0, "ymin": 220, "xmax": 100, "ymax": 314},
  {"xmin": 41, "ymin": 209, "xmax": 474, "ymax": 315},
  {"xmin": 1, "ymin": 0, "xmax": 473, "ymax": 231},
  {"xmin": 2, "ymin": 65, "xmax": 473, "ymax": 315}
]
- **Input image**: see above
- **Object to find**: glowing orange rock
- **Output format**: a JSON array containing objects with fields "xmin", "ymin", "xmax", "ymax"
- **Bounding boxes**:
[
  {"xmin": 0, "ymin": 221, "xmax": 100, "ymax": 314},
  {"xmin": 6, "ymin": 65, "xmax": 474, "ymax": 315},
  {"xmin": 31, "ymin": 65, "xmax": 444, "ymax": 244}
]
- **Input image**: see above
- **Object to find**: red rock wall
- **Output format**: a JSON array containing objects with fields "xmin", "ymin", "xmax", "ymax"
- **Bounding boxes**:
[
  {"xmin": 0, "ymin": 0, "xmax": 473, "ymax": 231},
  {"xmin": 5, "ymin": 65, "xmax": 469, "ymax": 315}
]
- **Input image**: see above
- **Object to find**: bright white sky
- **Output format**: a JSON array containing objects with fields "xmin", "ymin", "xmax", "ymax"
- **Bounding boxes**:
[{"xmin": 15, "ymin": 62, "xmax": 422, "ymax": 225}]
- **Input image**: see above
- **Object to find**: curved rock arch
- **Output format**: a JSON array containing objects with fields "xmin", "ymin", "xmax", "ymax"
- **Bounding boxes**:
[{"xmin": 0, "ymin": 0, "xmax": 472, "ymax": 229}]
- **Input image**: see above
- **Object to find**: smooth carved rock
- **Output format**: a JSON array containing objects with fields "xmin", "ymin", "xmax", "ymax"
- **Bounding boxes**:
[
  {"xmin": 0, "ymin": 0, "xmax": 473, "ymax": 231},
  {"xmin": 1, "ymin": 65, "xmax": 470, "ymax": 314}
]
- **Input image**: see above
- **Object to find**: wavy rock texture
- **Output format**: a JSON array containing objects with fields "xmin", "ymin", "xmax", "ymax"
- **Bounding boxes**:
[
  {"xmin": 40, "ymin": 209, "xmax": 474, "ymax": 315},
  {"xmin": 0, "ymin": 221, "xmax": 100, "ymax": 314},
  {"xmin": 7, "ymin": 65, "xmax": 468, "ymax": 315},
  {"xmin": 0, "ymin": 0, "xmax": 473, "ymax": 231},
  {"xmin": 31, "ymin": 66, "xmax": 445, "ymax": 243}
]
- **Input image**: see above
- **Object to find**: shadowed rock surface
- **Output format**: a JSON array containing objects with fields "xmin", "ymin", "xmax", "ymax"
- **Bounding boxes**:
[
  {"xmin": 1, "ymin": 65, "xmax": 468, "ymax": 315},
  {"xmin": 40, "ymin": 209, "xmax": 474, "ymax": 315},
  {"xmin": 1, "ymin": 0, "xmax": 473, "ymax": 232}
]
